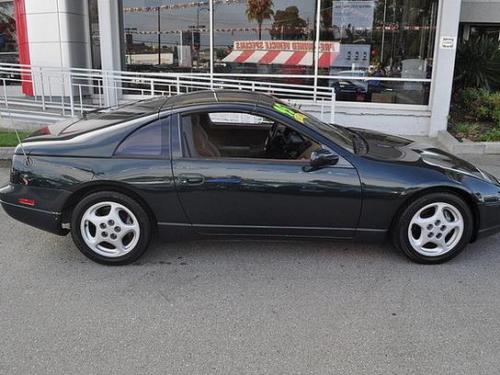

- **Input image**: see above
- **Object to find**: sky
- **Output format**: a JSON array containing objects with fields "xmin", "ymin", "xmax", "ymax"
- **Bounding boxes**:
[{"xmin": 123, "ymin": 0, "xmax": 318, "ymax": 49}]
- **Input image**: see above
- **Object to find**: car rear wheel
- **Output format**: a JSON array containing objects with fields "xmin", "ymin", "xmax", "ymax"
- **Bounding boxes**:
[
  {"xmin": 394, "ymin": 193, "xmax": 474, "ymax": 264},
  {"xmin": 71, "ymin": 191, "xmax": 151, "ymax": 265}
]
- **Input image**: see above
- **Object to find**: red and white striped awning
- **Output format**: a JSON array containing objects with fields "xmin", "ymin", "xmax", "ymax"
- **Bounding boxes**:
[{"xmin": 222, "ymin": 50, "xmax": 338, "ymax": 68}]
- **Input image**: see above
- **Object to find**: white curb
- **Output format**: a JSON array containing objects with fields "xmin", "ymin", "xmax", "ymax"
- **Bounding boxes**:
[{"xmin": 438, "ymin": 131, "xmax": 500, "ymax": 155}]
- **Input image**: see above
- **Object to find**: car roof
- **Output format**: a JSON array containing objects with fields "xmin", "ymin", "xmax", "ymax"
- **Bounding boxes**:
[
  {"xmin": 52, "ymin": 91, "xmax": 275, "ymax": 137},
  {"xmin": 160, "ymin": 90, "xmax": 276, "ymax": 111}
]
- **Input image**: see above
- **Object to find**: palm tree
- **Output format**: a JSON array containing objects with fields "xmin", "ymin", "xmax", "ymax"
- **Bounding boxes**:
[{"xmin": 246, "ymin": 0, "xmax": 274, "ymax": 40}]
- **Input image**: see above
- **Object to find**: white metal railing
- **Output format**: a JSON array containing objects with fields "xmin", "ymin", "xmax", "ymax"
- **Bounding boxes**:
[{"xmin": 0, "ymin": 63, "xmax": 336, "ymax": 124}]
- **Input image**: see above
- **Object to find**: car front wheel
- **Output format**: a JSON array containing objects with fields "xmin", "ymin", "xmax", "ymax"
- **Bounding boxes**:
[
  {"xmin": 394, "ymin": 193, "xmax": 474, "ymax": 264},
  {"xmin": 71, "ymin": 191, "xmax": 152, "ymax": 265}
]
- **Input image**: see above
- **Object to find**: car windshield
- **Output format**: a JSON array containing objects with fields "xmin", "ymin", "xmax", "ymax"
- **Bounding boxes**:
[{"xmin": 272, "ymin": 100, "xmax": 354, "ymax": 152}]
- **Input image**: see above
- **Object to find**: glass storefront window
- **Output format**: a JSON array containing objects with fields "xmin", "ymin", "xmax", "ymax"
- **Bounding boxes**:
[
  {"xmin": 89, "ymin": 0, "xmax": 101, "ymax": 70},
  {"xmin": 122, "ymin": 0, "xmax": 210, "ymax": 73},
  {"xmin": 0, "ymin": 0, "xmax": 17, "ymax": 64},
  {"xmin": 117, "ymin": 0, "xmax": 440, "ymax": 106},
  {"xmin": 319, "ymin": 0, "xmax": 438, "ymax": 105},
  {"xmin": 214, "ymin": 0, "xmax": 317, "ymax": 76}
]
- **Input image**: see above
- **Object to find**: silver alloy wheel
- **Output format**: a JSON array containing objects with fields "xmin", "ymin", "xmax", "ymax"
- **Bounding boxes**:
[
  {"xmin": 408, "ymin": 202, "xmax": 464, "ymax": 257},
  {"xmin": 80, "ymin": 201, "xmax": 140, "ymax": 258}
]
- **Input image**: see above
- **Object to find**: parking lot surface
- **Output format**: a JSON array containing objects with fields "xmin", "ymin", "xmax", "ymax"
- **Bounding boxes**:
[{"xmin": 1, "ymin": 166, "xmax": 500, "ymax": 374}]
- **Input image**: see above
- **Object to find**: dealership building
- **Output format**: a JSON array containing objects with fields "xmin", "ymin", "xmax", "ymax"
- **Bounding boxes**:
[{"xmin": 1, "ymin": 0, "xmax": 500, "ymax": 136}]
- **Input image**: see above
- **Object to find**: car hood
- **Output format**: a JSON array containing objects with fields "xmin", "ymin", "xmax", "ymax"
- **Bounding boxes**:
[{"xmin": 349, "ymin": 127, "xmax": 496, "ymax": 183}]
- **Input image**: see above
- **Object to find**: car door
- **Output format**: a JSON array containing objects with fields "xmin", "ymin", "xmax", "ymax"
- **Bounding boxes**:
[{"xmin": 170, "ymin": 104, "xmax": 362, "ymax": 238}]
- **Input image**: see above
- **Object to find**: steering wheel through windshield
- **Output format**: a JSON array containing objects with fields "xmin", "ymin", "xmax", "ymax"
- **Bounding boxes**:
[{"xmin": 264, "ymin": 122, "xmax": 279, "ymax": 153}]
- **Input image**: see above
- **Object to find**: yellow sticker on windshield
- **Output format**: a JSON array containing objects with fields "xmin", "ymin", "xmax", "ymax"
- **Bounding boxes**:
[
  {"xmin": 273, "ymin": 103, "xmax": 307, "ymax": 124},
  {"xmin": 294, "ymin": 113, "xmax": 307, "ymax": 123}
]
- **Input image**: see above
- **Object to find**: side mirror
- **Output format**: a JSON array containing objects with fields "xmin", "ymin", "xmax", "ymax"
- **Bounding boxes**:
[{"xmin": 308, "ymin": 149, "xmax": 339, "ymax": 170}]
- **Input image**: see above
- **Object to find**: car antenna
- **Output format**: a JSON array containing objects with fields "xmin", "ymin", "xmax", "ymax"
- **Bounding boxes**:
[{"xmin": 14, "ymin": 127, "xmax": 28, "ymax": 161}]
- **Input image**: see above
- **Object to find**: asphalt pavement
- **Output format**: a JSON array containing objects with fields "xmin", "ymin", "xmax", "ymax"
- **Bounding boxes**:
[{"xmin": 1, "ymin": 166, "xmax": 500, "ymax": 374}]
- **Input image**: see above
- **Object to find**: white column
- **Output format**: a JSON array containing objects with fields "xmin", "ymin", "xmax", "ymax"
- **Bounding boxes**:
[
  {"xmin": 428, "ymin": 0, "xmax": 462, "ymax": 137},
  {"xmin": 97, "ymin": 0, "xmax": 122, "ymax": 107},
  {"xmin": 24, "ymin": 0, "xmax": 92, "ymax": 97}
]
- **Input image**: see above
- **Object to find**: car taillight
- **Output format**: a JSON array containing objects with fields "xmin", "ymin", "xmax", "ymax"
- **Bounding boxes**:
[
  {"xmin": 18, "ymin": 198, "xmax": 36, "ymax": 207},
  {"xmin": 29, "ymin": 126, "xmax": 50, "ymax": 137}
]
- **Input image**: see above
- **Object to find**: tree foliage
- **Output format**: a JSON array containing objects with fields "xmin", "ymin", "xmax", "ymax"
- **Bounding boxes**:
[
  {"xmin": 270, "ymin": 6, "xmax": 307, "ymax": 40},
  {"xmin": 246, "ymin": 0, "xmax": 274, "ymax": 40}
]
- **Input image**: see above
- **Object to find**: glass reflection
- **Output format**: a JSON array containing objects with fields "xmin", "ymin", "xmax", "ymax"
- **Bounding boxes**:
[
  {"xmin": 0, "ymin": 1, "xmax": 17, "ymax": 64},
  {"xmin": 214, "ymin": 0, "xmax": 317, "ymax": 75},
  {"xmin": 118, "ymin": 0, "xmax": 439, "ymax": 105},
  {"xmin": 318, "ymin": 0, "xmax": 438, "ymax": 105},
  {"xmin": 123, "ymin": 0, "xmax": 210, "ymax": 73}
]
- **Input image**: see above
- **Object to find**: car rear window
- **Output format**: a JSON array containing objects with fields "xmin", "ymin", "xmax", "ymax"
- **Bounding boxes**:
[
  {"xmin": 115, "ymin": 118, "xmax": 169, "ymax": 158},
  {"xmin": 60, "ymin": 98, "xmax": 167, "ymax": 135}
]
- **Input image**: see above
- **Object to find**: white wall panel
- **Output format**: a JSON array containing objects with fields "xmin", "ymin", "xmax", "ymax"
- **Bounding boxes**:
[
  {"xmin": 25, "ymin": 13, "xmax": 60, "ymax": 44},
  {"xmin": 58, "ymin": 0, "xmax": 88, "ymax": 15},
  {"xmin": 26, "ymin": 43, "xmax": 62, "ymax": 67},
  {"xmin": 301, "ymin": 103, "xmax": 431, "ymax": 136},
  {"xmin": 24, "ymin": 0, "xmax": 58, "ymax": 14},
  {"xmin": 24, "ymin": 0, "xmax": 92, "ymax": 97},
  {"xmin": 58, "ymin": 13, "xmax": 90, "ymax": 43},
  {"xmin": 461, "ymin": 0, "xmax": 500, "ymax": 23}
]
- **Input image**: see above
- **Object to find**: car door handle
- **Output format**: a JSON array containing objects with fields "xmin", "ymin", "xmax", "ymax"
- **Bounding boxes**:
[{"xmin": 178, "ymin": 174, "xmax": 205, "ymax": 185}]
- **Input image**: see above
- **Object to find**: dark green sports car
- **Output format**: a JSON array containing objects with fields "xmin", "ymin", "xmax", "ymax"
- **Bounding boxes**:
[{"xmin": 1, "ymin": 91, "xmax": 500, "ymax": 265}]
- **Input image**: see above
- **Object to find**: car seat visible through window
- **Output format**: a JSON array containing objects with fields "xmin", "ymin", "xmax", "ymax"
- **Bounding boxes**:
[{"xmin": 183, "ymin": 114, "xmax": 221, "ymax": 158}]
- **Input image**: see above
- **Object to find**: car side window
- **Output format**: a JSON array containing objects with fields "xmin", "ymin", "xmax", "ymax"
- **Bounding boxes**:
[
  {"xmin": 115, "ymin": 119, "xmax": 167, "ymax": 158},
  {"xmin": 181, "ymin": 111, "xmax": 321, "ymax": 161},
  {"xmin": 208, "ymin": 112, "xmax": 272, "ymax": 125}
]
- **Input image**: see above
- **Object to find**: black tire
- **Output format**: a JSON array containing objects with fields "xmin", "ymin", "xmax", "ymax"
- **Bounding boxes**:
[
  {"xmin": 71, "ymin": 191, "xmax": 152, "ymax": 265},
  {"xmin": 393, "ymin": 192, "xmax": 474, "ymax": 264}
]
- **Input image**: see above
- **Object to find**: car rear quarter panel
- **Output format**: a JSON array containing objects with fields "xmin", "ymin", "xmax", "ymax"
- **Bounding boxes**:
[
  {"xmin": 10, "ymin": 155, "xmax": 187, "ymax": 225},
  {"xmin": 80, "ymin": 158, "xmax": 187, "ymax": 224}
]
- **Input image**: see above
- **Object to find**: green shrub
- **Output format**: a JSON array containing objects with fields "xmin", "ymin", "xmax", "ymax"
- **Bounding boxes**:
[
  {"xmin": 493, "ymin": 107, "xmax": 500, "ymax": 126},
  {"xmin": 485, "ymin": 92, "xmax": 500, "ymax": 125},
  {"xmin": 479, "ymin": 128, "xmax": 500, "ymax": 142},
  {"xmin": 460, "ymin": 88, "xmax": 482, "ymax": 109},
  {"xmin": 457, "ymin": 88, "xmax": 500, "ymax": 124},
  {"xmin": 453, "ymin": 122, "xmax": 480, "ymax": 139}
]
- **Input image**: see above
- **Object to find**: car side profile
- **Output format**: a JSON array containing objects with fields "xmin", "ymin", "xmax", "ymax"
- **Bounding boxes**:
[{"xmin": 1, "ymin": 90, "xmax": 499, "ymax": 265}]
